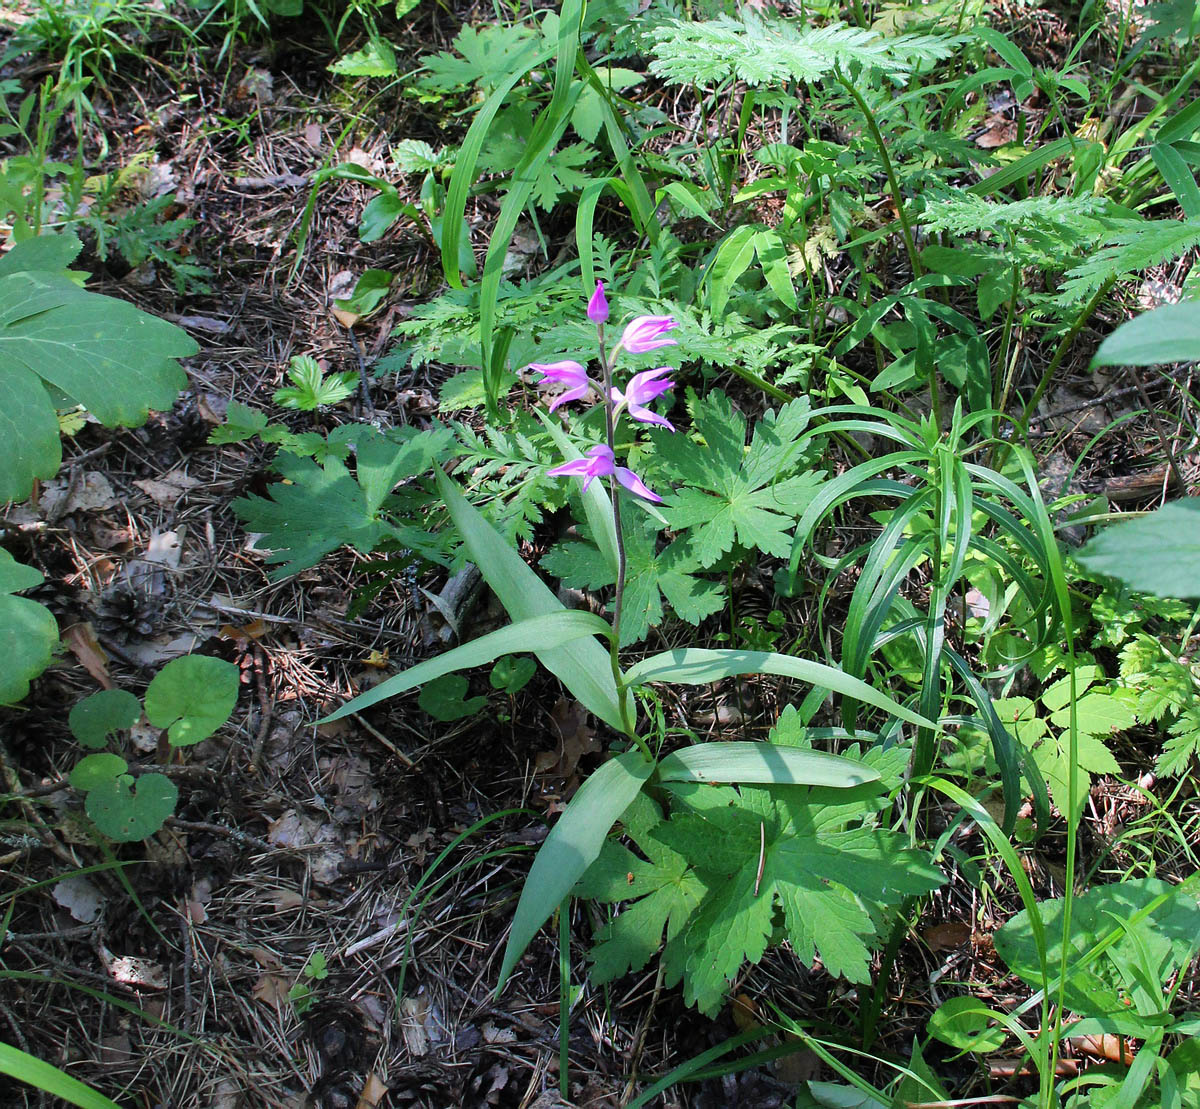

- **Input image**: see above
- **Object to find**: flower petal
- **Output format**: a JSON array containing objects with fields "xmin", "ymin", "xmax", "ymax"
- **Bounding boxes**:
[
  {"xmin": 615, "ymin": 466, "xmax": 663, "ymax": 502},
  {"xmin": 587, "ymin": 281, "xmax": 609, "ymax": 325}
]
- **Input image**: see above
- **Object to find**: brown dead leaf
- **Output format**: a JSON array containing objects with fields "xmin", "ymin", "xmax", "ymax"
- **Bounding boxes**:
[
  {"xmin": 1072, "ymin": 1034, "xmax": 1134, "ymax": 1065},
  {"xmin": 219, "ymin": 619, "xmax": 268, "ymax": 641},
  {"xmin": 142, "ymin": 529, "xmax": 183, "ymax": 568},
  {"xmin": 355, "ymin": 1074, "xmax": 390, "ymax": 1109},
  {"xmin": 303, "ymin": 122, "xmax": 323, "ymax": 149},
  {"xmin": 89, "ymin": 521, "xmax": 132, "ymax": 552},
  {"xmin": 134, "ymin": 471, "xmax": 199, "ymax": 506},
  {"xmin": 923, "ymin": 922, "xmax": 972, "ymax": 952},
  {"xmin": 63, "ymin": 622, "xmax": 112, "ymax": 688},
  {"xmin": 534, "ymin": 699, "xmax": 599, "ymax": 786},
  {"xmin": 40, "ymin": 471, "xmax": 118, "ymax": 516},
  {"xmin": 103, "ymin": 952, "xmax": 167, "ymax": 990},
  {"xmin": 975, "ymin": 116, "xmax": 1018, "ymax": 148},
  {"xmin": 252, "ymin": 972, "xmax": 291, "ymax": 1009},
  {"xmin": 730, "ymin": 992, "xmax": 762, "ymax": 1032}
]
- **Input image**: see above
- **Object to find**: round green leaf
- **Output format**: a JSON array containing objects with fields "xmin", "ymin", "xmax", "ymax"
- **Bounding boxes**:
[
  {"xmin": 70, "ymin": 753, "xmax": 128, "ymax": 791},
  {"xmin": 927, "ymin": 996, "xmax": 1007, "ymax": 1053},
  {"xmin": 85, "ymin": 772, "xmax": 177, "ymax": 842},
  {"xmin": 68, "ymin": 690, "xmax": 141, "ymax": 750},
  {"xmin": 489, "ymin": 656, "xmax": 536, "ymax": 694},
  {"xmin": 418, "ymin": 673, "xmax": 487, "ymax": 721},
  {"xmin": 144, "ymin": 655, "xmax": 239, "ymax": 747},
  {"xmin": 0, "ymin": 550, "xmax": 58, "ymax": 706}
]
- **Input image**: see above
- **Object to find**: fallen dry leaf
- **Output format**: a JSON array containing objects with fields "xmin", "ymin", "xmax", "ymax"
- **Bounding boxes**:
[
  {"xmin": 355, "ymin": 1073, "xmax": 389, "ymax": 1109},
  {"xmin": 102, "ymin": 951, "xmax": 167, "ymax": 990},
  {"xmin": 53, "ymin": 874, "xmax": 105, "ymax": 923},
  {"xmin": 1072, "ymin": 1034, "xmax": 1134, "ymax": 1065},
  {"xmin": 251, "ymin": 972, "xmax": 291, "ymax": 1009},
  {"xmin": 40, "ymin": 471, "xmax": 118, "ymax": 516},
  {"xmin": 63, "ymin": 622, "xmax": 112, "ymax": 688},
  {"xmin": 534, "ymin": 699, "xmax": 599, "ymax": 787},
  {"xmin": 142, "ymin": 530, "xmax": 183, "ymax": 568},
  {"xmin": 923, "ymin": 922, "xmax": 973, "ymax": 952},
  {"xmin": 134, "ymin": 471, "xmax": 200, "ymax": 506},
  {"xmin": 974, "ymin": 115, "xmax": 1018, "ymax": 148}
]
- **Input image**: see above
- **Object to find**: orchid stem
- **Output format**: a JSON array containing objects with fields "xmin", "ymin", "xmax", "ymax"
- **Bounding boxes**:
[{"xmin": 597, "ymin": 326, "xmax": 639, "ymax": 746}]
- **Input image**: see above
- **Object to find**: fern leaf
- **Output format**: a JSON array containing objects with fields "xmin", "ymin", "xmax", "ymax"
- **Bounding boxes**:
[{"xmin": 1059, "ymin": 217, "xmax": 1200, "ymax": 304}]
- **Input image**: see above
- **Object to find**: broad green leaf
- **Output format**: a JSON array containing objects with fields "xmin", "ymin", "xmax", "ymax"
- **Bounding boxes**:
[
  {"xmin": 86, "ymin": 772, "xmax": 178, "ymax": 842},
  {"xmin": 332, "ymin": 268, "xmax": 394, "ymax": 319},
  {"xmin": 435, "ymin": 467, "xmax": 628, "ymax": 732},
  {"xmin": 143, "ymin": 655, "xmax": 239, "ymax": 747},
  {"xmin": 656, "ymin": 742, "xmax": 879, "ymax": 789},
  {"xmin": 0, "ymin": 230, "xmax": 82, "ymax": 275},
  {"xmin": 1091, "ymin": 300, "xmax": 1200, "ymax": 368},
  {"xmin": 418, "ymin": 673, "xmax": 488, "ymax": 721},
  {"xmin": 329, "ymin": 36, "xmax": 397, "ymax": 76},
  {"xmin": 0, "ymin": 549, "xmax": 57, "ymax": 705},
  {"xmin": 995, "ymin": 878, "xmax": 1200, "ymax": 1017},
  {"xmin": 623, "ymin": 649, "xmax": 936, "ymax": 730},
  {"xmin": 70, "ymin": 753, "xmax": 129, "ymax": 791},
  {"xmin": 0, "ymin": 266, "xmax": 196, "ymax": 503},
  {"xmin": 754, "ymin": 229, "xmax": 798, "ymax": 311},
  {"xmin": 927, "ymin": 996, "xmax": 1007, "ymax": 1053},
  {"xmin": 498, "ymin": 750, "xmax": 653, "ymax": 989},
  {"xmin": 0, "ymin": 1040, "xmax": 121, "ymax": 1109},
  {"xmin": 68, "ymin": 690, "xmax": 141, "ymax": 750},
  {"xmin": 707, "ymin": 224, "xmax": 758, "ymax": 319},
  {"xmin": 322, "ymin": 610, "xmax": 612, "ymax": 721},
  {"xmin": 1077, "ymin": 499, "xmax": 1200, "ymax": 598}
]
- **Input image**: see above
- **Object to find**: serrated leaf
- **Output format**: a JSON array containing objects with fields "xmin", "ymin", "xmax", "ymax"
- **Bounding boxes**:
[
  {"xmin": 143, "ymin": 655, "xmax": 239, "ymax": 747},
  {"xmin": 329, "ymin": 37, "xmax": 397, "ymax": 77},
  {"xmin": 0, "ymin": 264, "xmax": 196, "ymax": 502},
  {"xmin": 653, "ymin": 391, "xmax": 822, "ymax": 567},
  {"xmin": 0, "ymin": 549, "xmax": 58, "ymax": 705},
  {"xmin": 69, "ymin": 690, "xmax": 141, "ymax": 750},
  {"xmin": 418, "ymin": 23, "xmax": 538, "ymax": 92},
  {"xmin": 273, "ymin": 355, "xmax": 358, "ymax": 411},
  {"xmin": 85, "ymin": 771, "xmax": 177, "ymax": 842},
  {"xmin": 542, "ymin": 517, "xmax": 723, "ymax": 646}
]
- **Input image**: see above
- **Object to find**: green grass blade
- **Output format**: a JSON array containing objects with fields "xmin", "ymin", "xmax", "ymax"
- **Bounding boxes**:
[
  {"xmin": 498, "ymin": 750, "xmax": 653, "ymax": 990},
  {"xmin": 320, "ymin": 610, "xmax": 613, "ymax": 721},
  {"xmin": 0, "ymin": 1041, "xmax": 121, "ymax": 1109},
  {"xmin": 622, "ymin": 648, "xmax": 935, "ymax": 730},
  {"xmin": 656, "ymin": 741, "xmax": 879, "ymax": 788},
  {"xmin": 440, "ymin": 42, "xmax": 551, "ymax": 288},
  {"xmin": 434, "ymin": 468, "xmax": 628, "ymax": 732}
]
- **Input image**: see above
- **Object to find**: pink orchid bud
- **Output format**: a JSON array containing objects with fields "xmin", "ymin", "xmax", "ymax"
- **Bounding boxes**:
[
  {"xmin": 587, "ymin": 281, "xmax": 609, "ymax": 325},
  {"xmin": 619, "ymin": 314, "xmax": 677, "ymax": 354},
  {"xmin": 528, "ymin": 360, "xmax": 596, "ymax": 412},
  {"xmin": 547, "ymin": 443, "xmax": 662, "ymax": 502},
  {"xmin": 612, "ymin": 367, "xmax": 676, "ymax": 430}
]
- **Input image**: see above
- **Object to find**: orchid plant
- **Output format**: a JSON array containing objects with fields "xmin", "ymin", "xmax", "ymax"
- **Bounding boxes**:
[{"xmin": 321, "ymin": 282, "xmax": 938, "ymax": 997}]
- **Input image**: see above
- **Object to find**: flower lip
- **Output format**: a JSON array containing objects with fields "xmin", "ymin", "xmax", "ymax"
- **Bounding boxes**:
[
  {"xmin": 547, "ymin": 442, "xmax": 661, "ymax": 501},
  {"xmin": 587, "ymin": 281, "xmax": 609, "ymax": 325},
  {"xmin": 619, "ymin": 315, "xmax": 677, "ymax": 354},
  {"xmin": 612, "ymin": 367, "xmax": 676, "ymax": 430},
  {"xmin": 528, "ymin": 359, "xmax": 595, "ymax": 412}
]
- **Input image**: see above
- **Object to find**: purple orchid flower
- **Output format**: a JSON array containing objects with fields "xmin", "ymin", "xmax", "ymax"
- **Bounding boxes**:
[
  {"xmin": 612, "ymin": 367, "xmax": 676, "ymax": 430},
  {"xmin": 528, "ymin": 360, "xmax": 596, "ymax": 412},
  {"xmin": 547, "ymin": 444, "xmax": 663, "ymax": 503},
  {"xmin": 587, "ymin": 281, "xmax": 609, "ymax": 325},
  {"xmin": 619, "ymin": 314, "xmax": 677, "ymax": 354}
]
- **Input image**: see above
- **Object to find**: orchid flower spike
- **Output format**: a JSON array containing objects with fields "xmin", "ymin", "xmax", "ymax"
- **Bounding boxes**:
[
  {"xmin": 528, "ymin": 360, "xmax": 595, "ymax": 412},
  {"xmin": 547, "ymin": 444, "xmax": 663, "ymax": 502},
  {"xmin": 612, "ymin": 367, "xmax": 676, "ymax": 430},
  {"xmin": 587, "ymin": 281, "xmax": 609, "ymax": 325},
  {"xmin": 619, "ymin": 314, "xmax": 677, "ymax": 354}
]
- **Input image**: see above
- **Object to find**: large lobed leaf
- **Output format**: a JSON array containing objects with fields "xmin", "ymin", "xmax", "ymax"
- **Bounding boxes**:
[
  {"xmin": 0, "ymin": 237, "xmax": 197, "ymax": 503},
  {"xmin": 0, "ymin": 549, "xmax": 58, "ymax": 705}
]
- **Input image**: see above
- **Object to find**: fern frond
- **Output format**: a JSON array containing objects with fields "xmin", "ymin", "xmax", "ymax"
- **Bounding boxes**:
[
  {"xmin": 648, "ymin": 14, "xmax": 955, "ymax": 87},
  {"xmin": 920, "ymin": 192, "xmax": 1115, "ymax": 242},
  {"xmin": 1058, "ymin": 217, "xmax": 1200, "ymax": 304}
]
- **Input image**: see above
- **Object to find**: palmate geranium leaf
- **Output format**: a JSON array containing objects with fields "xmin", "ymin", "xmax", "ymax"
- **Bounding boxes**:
[
  {"xmin": 541, "ymin": 516, "xmax": 724, "ymax": 646},
  {"xmin": 650, "ymin": 391, "xmax": 823, "ymax": 567},
  {"xmin": 0, "ymin": 241, "xmax": 197, "ymax": 503}
]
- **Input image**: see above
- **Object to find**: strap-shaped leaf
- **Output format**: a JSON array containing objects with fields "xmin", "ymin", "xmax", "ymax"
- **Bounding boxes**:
[
  {"xmin": 657, "ymin": 741, "xmax": 879, "ymax": 788},
  {"xmin": 0, "ymin": 265, "xmax": 196, "ymax": 502},
  {"xmin": 0, "ymin": 1040, "xmax": 121, "ymax": 1109},
  {"xmin": 321, "ymin": 609, "xmax": 612, "ymax": 721},
  {"xmin": 498, "ymin": 750, "xmax": 653, "ymax": 990},
  {"xmin": 623, "ymin": 648, "xmax": 935, "ymax": 730},
  {"xmin": 435, "ymin": 467, "xmax": 630, "ymax": 732}
]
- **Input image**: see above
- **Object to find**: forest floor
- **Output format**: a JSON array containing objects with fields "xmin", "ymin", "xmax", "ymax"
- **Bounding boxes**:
[{"xmin": 1, "ymin": 2, "xmax": 1198, "ymax": 1107}]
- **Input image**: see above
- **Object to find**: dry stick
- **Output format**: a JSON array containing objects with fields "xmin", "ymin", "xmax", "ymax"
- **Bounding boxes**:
[
  {"xmin": 621, "ymin": 962, "xmax": 667, "ymax": 1106},
  {"xmin": 165, "ymin": 819, "xmax": 275, "ymax": 854},
  {"xmin": 1126, "ymin": 363, "xmax": 1189, "ymax": 493},
  {"xmin": 1020, "ymin": 279, "xmax": 1116, "ymax": 429}
]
